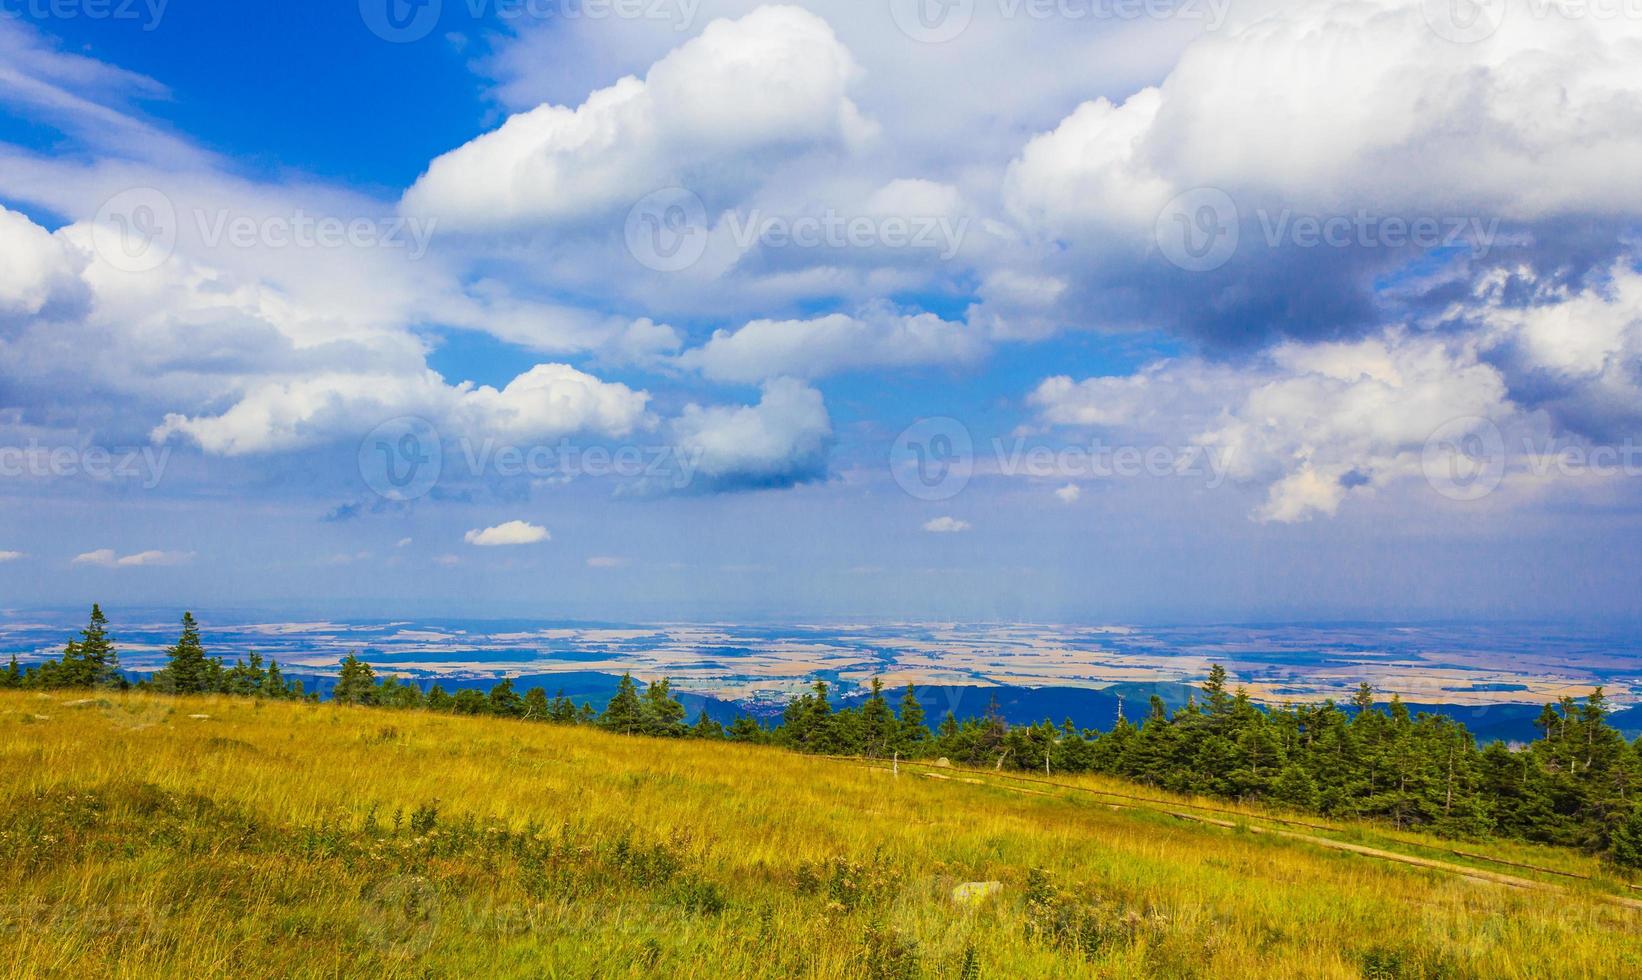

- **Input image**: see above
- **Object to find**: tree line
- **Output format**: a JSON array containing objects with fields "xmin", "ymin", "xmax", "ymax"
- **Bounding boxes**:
[{"xmin": 7, "ymin": 606, "xmax": 1642, "ymax": 868}]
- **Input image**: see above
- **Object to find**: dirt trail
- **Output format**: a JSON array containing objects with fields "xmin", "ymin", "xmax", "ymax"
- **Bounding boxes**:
[
  {"xmin": 1163, "ymin": 809, "xmax": 1642, "ymax": 909},
  {"xmin": 847, "ymin": 757, "xmax": 1642, "ymax": 912}
]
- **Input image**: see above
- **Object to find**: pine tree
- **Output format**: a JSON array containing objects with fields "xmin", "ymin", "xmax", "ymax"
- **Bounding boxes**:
[
  {"xmin": 78, "ymin": 604, "xmax": 119, "ymax": 688},
  {"xmin": 726, "ymin": 715, "xmax": 763, "ymax": 742},
  {"xmin": 1612, "ymin": 805, "xmax": 1642, "ymax": 870},
  {"xmin": 601, "ymin": 672, "xmax": 643, "ymax": 735},
  {"xmin": 0, "ymin": 654, "xmax": 21, "ymax": 688},
  {"xmin": 523, "ymin": 687, "xmax": 550, "ymax": 720},
  {"xmin": 640, "ymin": 677, "xmax": 686, "ymax": 736},
  {"xmin": 691, "ymin": 709, "xmax": 725, "ymax": 739},
  {"xmin": 487, "ymin": 677, "xmax": 524, "ymax": 717},
  {"xmin": 1203, "ymin": 664, "xmax": 1233, "ymax": 726},
  {"xmin": 860, "ymin": 678, "xmax": 896, "ymax": 758},
  {"xmin": 332, "ymin": 653, "xmax": 377, "ymax": 705},
  {"xmin": 896, "ymin": 684, "xmax": 929, "ymax": 755},
  {"xmin": 549, "ymin": 690, "xmax": 579, "ymax": 724},
  {"xmin": 453, "ymin": 689, "xmax": 487, "ymax": 715},
  {"xmin": 152, "ymin": 612, "xmax": 219, "ymax": 694},
  {"xmin": 1273, "ymin": 764, "xmax": 1320, "ymax": 810}
]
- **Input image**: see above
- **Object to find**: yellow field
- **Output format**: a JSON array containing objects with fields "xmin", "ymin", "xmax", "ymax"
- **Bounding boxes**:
[{"xmin": 1, "ymin": 690, "xmax": 1638, "ymax": 978}]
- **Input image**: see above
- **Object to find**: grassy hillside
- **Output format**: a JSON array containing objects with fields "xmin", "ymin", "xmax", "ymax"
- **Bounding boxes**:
[{"xmin": 0, "ymin": 691, "xmax": 1637, "ymax": 978}]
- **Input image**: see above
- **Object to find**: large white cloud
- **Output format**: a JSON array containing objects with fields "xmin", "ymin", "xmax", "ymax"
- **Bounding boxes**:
[
  {"xmin": 670, "ymin": 376, "xmax": 833, "ymax": 491},
  {"xmin": 1006, "ymin": 0, "xmax": 1642, "ymax": 237},
  {"xmin": 1032, "ymin": 330, "xmax": 1516, "ymax": 522},
  {"xmin": 993, "ymin": 0, "xmax": 1642, "ymax": 344},
  {"xmin": 680, "ymin": 308, "xmax": 983, "ymax": 382},
  {"xmin": 0, "ymin": 205, "xmax": 82, "ymax": 316},
  {"xmin": 402, "ymin": 6, "xmax": 874, "ymax": 231},
  {"xmin": 152, "ymin": 363, "xmax": 652, "ymax": 456},
  {"xmin": 1468, "ymin": 260, "xmax": 1642, "ymax": 439}
]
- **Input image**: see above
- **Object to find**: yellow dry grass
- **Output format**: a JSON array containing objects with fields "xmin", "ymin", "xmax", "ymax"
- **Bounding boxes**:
[{"xmin": 1, "ymin": 690, "xmax": 1637, "ymax": 978}]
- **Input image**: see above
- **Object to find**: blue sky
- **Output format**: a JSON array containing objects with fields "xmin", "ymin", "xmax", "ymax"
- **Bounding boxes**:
[{"xmin": 2, "ymin": 0, "xmax": 1641, "ymax": 621}]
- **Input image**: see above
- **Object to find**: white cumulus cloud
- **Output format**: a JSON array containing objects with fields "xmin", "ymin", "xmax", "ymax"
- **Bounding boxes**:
[
  {"xmin": 72, "ymin": 548, "xmax": 194, "ymax": 567},
  {"xmin": 464, "ymin": 521, "xmax": 551, "ymax": 546},
  {"xmin": 402, "ymin": 6, "xmax": 873, "ymax": 231}
]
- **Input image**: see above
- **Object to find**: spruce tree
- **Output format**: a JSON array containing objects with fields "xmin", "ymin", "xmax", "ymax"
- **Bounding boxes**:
[
  {"xmin": 897, "ymin": 684, "xmax": 929, "ymax": 755},
  {"xmin": 78, "ymin": 604, "xmax": 119, "ymax": 688},
  {"xmin": 487, "ymin": 677, "xmax": 524, "ymax": 717},
  {"xmin": 523, "ymin": 687, "xmax": 550, "ymax": 720},
  {"xmin": 153, "ymin": 612, "xmax": 218, "ymax": 694},
  {"xmin": 726, "ymin": 715, "xmax": 763, "ymax": 742},
  {"xmin": 549, "ymin": 690, "xmax": 579, "ymax": 724},
  {"xmin": 1611, "ymin": 805, "xmax": 1642, "ymax": 870},
  {"xmin": 860, "ymin": 678, "xmax": 896, "ymax": 758},
  {"xmin": 601, "ymin": 672, "xmax": 643, "ymax": 735},
  {"xmin": 640, "ymin": 677, "xmax": 686, "ymax": 736},
  {"xmin": 691, "ymin": 709, "xmax": 725, "ymax": 739},
  {"xmin": 332, "ymin": 653, "xmax": 377, "ymax": 705}
]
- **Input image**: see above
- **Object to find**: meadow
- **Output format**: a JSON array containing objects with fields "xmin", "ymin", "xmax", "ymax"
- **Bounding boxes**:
[{"xmin": 1, "ymin": 690, "xmax": 1638, "ymax": 978}]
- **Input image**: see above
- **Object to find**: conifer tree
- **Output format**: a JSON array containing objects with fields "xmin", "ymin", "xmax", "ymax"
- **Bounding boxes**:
[
  {"xmin": 332, "ymin": 653, "xmax": 377, "ymax": 705},
  {"xmin": 1203, "ymin": 664, "xmax": 1233, "ymax": 727},
  {"xmin": 640, "ymin": 677, "xmax": 687, "ymax": 736},
  {"xmin": 487, "ymin": 677, "xmax": 524, "ymax": 717},
  {"xmin": 549, "ymin": 690, "xmax": 579, "ymax": 723},
  {"xmin": 726, "ymin": 715, "xmax": 763, "ymax": 742},
  {"xmin": 523, "ymin": 687, "xmax": 550, "ymax": 720},
  {"xmin": 691, "ymin": 709, "xmax": 725, "ymax": 739},
  {"xmin": 601, "ymin": 672, "xmax": 644, "ymax": 735},
  {"xmin": 153, "ymin": 612, "xmax": 219, "ymax": 694},
  {"xmin": 896, "ymin": 684, "xmax": 929, "ymax": 755},
  {"xmin": 1610, "ymin": 805, "xmax": 1642, "ymax": 869},
  {"xmin": 860, "ymin": 678, "xmax": 896, "ymax": 758}
]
